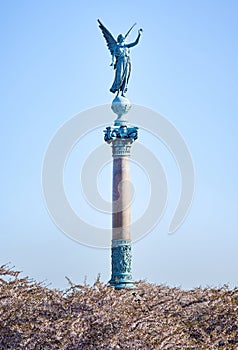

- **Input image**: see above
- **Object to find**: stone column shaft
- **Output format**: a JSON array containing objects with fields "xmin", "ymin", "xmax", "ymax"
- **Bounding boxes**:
[
  {"xmin": 109, "ymin": 138, "xmax": 134, "ymax": 289},
  {"xmin": 112, "ymin": 157, "xmax": 131, "ymax": 240}
]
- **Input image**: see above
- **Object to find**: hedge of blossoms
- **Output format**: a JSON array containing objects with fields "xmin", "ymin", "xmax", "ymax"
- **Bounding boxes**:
[{"xmin": 0, "ymin": 264, "xmax": 238, "ymax": 349}]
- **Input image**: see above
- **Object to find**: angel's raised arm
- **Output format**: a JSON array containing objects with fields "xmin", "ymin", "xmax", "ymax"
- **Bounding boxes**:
[{"xmin": 127, "ymin": 29, "xmax": 143, "ymax": 49}]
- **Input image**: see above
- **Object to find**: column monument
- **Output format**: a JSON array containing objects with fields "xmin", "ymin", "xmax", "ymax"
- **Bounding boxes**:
[{"xmin": 98, "ymin": 19, "xmax": 142, "ymax": 289}]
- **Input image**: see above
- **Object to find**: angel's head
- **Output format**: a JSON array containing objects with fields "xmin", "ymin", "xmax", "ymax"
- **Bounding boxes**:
[{"xmin": 117, "ymin": 34, "xmax": 125, "ymax": 44}]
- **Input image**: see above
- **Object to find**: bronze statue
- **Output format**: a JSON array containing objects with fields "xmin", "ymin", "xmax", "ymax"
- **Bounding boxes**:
[{"xmin": 98, "ymin": 19, "xmax": 142, "ymax": 97}]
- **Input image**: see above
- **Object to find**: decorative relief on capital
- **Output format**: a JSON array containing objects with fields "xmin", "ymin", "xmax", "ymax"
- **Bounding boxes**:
[
  {"xmin": 104, "ymin": 125, "xmax": 138, "ymax": 157},
  {"xmin": 112, "ymin": 139, "xmax": 132, "ymax": 157},
  {"xmin": 104, "ymin": 125, "xmax": 138, "ymax": 143}
]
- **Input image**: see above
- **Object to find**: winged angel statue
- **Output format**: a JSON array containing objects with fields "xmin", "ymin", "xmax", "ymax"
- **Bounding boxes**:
[{"xmin": 98, "ymin": 19, "xmax": 143, "ymax": 97}]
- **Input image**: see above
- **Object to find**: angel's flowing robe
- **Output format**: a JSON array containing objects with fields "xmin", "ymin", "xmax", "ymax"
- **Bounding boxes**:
[{"xmin": 110, "ymin": 45, "xmax": 131, "ymax": 95}]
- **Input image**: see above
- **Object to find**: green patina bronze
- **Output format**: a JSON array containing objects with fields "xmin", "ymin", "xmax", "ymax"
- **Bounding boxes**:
[
  {"xmin": 110, "ymin": 240, "xmax": 134, "ymax": 289},
  {"xmin": 98, "ymin": 19, "xmax": 142, "ymax": 97}
]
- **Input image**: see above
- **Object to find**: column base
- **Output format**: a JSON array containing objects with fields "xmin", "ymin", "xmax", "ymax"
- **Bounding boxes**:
[
  {"xmin": 110, "ymin": 239, "xmax": 136, "ymax": 289},
  {"xmin": 110, "ymin": 272, "xmax": 136, "ymax": 289},
  {"xmin": 110, "ymin": 279, "xmax": 136, "ymax": 289}
]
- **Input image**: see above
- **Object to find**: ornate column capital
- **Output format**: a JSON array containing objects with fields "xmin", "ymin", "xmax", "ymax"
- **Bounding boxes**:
[
  {"xmin": 112, "ymin": 138, "xmax": 132, "ymax": 157},
  {"xmin": 104, "ymin": 125, "xmax": 138, "ymax": 157}
]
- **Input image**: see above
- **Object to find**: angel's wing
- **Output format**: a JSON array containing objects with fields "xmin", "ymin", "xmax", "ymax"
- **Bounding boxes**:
[{"xmin": 98, "ymin": 19, "xmax": 117, "ymax": 55}]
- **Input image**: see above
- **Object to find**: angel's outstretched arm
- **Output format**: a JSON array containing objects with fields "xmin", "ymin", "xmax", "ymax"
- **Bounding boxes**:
[{"xmin": 127, "ymin": 29, "xmax": 143, "ymax": 48}]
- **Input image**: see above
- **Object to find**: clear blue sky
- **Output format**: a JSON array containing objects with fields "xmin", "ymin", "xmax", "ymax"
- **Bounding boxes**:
[{"xmin": 1, "ymin": 0, "xmax": 238, "ymax": 289}]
